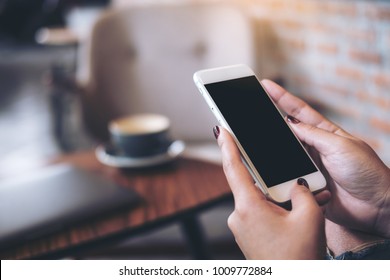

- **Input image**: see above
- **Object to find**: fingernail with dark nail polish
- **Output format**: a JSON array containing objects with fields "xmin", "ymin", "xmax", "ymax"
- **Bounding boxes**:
[
  {"xmin": 287, "ymin": 115, "xmax": 300, "ymax": 124},
  {"xmin": 213, "ymin": 126, "xmax": 220, "ymax": 139},
  {"xmin": 297, "ymin": 178, "xmax": 309, "ymax": 188}
]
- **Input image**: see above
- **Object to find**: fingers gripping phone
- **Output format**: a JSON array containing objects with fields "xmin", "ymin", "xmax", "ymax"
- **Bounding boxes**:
[{"xmin": 193, "ymin": 64, "xmax": 326, "ymax": 203}]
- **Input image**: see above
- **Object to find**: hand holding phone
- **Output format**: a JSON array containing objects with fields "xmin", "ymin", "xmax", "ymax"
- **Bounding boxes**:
[
  {"xmin": 216, "ymin": 127, "xmax": 327, "ymax": 259},
  {"xmin": 193, "ymin": 64, "xmax": 326, "ymax": 203}
]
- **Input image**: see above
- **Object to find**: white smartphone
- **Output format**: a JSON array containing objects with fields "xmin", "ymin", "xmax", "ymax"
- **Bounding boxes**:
[{"xmin": 193, "ymin": 64, "xmax": 326, "ymax": 203}]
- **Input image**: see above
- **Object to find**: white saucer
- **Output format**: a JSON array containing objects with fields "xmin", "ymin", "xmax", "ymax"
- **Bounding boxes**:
[{"xmin": 95, "ymin": 140, "xmax": 185, "ymax": 168}]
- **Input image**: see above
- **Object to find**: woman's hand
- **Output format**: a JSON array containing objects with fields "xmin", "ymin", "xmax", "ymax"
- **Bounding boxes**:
[
  {"xmin": 262, "ymin": 79, "xmax": 390, "ymax": 238},
  {"xmin": 216, "ymin": 127, "xmax": 326, "ymax": 259}
]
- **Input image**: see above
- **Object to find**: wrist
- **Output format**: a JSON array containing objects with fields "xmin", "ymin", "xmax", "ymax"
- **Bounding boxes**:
[
  {"xmin": 374, "ymin": 167, "xmax": 390, "ymax": 238},
  {"xmin": 375, "ymin": 198, "xmax": 390, "ymax": 238},
  {"xmin": 326, "ymin": 220, "xmax": 386, "ymax": 256}
]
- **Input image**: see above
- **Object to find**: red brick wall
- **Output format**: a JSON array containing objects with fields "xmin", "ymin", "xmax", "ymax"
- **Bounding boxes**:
[{"xmin": 247, "ymin": 0, "xmax": 390, "ymax": 164}]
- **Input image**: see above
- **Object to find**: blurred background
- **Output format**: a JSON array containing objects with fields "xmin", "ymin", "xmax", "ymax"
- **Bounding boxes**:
[{"xmin": 1, "ymin": 0, "xmax": 389, "ymax": 259}]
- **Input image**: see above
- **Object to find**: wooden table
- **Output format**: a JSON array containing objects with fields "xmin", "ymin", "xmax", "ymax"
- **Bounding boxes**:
[{"xmin": 0, "ymin": 151, "xmax": 232, "ymax": 259}]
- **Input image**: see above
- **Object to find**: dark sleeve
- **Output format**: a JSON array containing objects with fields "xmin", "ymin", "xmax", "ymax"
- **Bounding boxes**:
[{"xmin": 327, "ymin": 240, "xmax": 390, "ymax": 260}]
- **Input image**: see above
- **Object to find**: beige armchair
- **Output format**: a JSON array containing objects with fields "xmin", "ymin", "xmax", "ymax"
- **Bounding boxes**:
[{"xmin": 77, "ymin": 2, "xmax": 256, "ymax": 145}]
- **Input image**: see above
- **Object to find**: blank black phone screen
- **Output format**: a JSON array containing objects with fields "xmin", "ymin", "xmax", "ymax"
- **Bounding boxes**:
[{"xmin": 205, "ymin": 76, "xmax": 317, "ymax": 187}]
